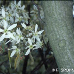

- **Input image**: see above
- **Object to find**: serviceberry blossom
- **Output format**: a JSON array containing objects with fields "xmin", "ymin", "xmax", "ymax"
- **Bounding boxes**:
[
  {"xmin": 15, "ymin": 13, "xmax": 23, "ymax": 22},
  {"xmin": 16, "ymin": 28, "xmax": 24, "ymax": 44},
  {"xmin": 0, "ymin": 20, "xmax": 17, "ymax": 41},
  {"xmin": 9, "ymin": 28, "xmax": 24, "ymax": 44},
  {"xmin": 25, "ymin": 38, "xmax": 36, "ymax": 55},
  {"xmin": 10, "ymin": 46, "xmax": 20, "ymax": 57},
  {"xmin": 5, "ymin": 8, "xmax": 14, "ymax": 23},
  {"xmin": 33, "ymin": 24, "xmax": 44, "ymax": 41},
  {"xmin": 21, "ymin": 23, "xmax": 27, "ymax": 29},
  {"xmin": 12, "ymin": 1, "xmax": 21, "ymax": 10},
  {"xmin": 36, "ymin": 38, "xmax": 43, "ymax": 49},
  {"xmin": 1, "ymin": 7, "xmax": 9, "ymax": 21},
  {"xmin": 0, "ymin": 1, "xmax": 45, "ymax": 68},
  {"xmin": 21, "ymin": 23, "xmax": 32, "ymax": 31}
]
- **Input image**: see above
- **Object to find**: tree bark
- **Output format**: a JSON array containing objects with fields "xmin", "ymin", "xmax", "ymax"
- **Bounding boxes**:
[{"xmin": 41, "ymin": 1, "xmax": 74, "ymax": 74}]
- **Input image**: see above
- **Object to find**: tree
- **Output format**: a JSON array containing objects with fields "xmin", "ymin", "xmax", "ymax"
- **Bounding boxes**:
[{"xmin": 41, "ymin": 1, "xmax": 74, "ymax": 74}]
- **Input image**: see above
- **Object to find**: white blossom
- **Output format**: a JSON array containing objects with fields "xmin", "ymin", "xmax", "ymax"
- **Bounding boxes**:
[
  {"xmin": 21, "ymin": 23, "xmax": 27, "ymax": 29},
  {"xmin": 15, "ymin": 13, "xmax": 23, "ymax": 22},
  {"xmin": 36, "ymin": 38, "xmax": 43, "ymax": 49},
  {"xmin": 10, "ymin": 46, "xmax": 20, "ymax": 57},
  {"xmin": 0, "ymin": 20, "xmax": 17, "ymax": 41},
  {"xmin": 1, "ymin": 7, "xmax": 9, "ymax": 21},
  {"xmin": 5, "ymin": 8, "xmax": 14, "ymax": 23},
  {"xmin": 25, "ymin": 38, "xmax": 36, "ymax": 55},
  {"xmin": 11, "ymin": 28, "xmax": 24, "ymax": 44},
  {"xmin": 32, "ymin": 24, "xmax": 44, "ymax": 41},
  {"xmin": 16, "ymin": 28, "xmax": 24, "ymax": 44}
]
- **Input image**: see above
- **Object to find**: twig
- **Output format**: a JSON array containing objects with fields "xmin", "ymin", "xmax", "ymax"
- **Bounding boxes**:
[
  {"xmin": 27, "ymin": 4, "xmax": 30, "ymax": 26},
  {"xmin": 30, "ymin": 56, "xmax": 53, "ymax": 73},
  {"xmin": 30, "ymin": 60, "xmax": 43, "ymax": 74},
  {"xmin": 31, "ymin": 1, "xmax": 46, "ymax": 25},
  {"xmin": 22, "ymin": 55, "xmax": 29, "ymax": 74},
  {"xmin": 38, "ymin": 48, "xmax": 48, "ymax": 70}
]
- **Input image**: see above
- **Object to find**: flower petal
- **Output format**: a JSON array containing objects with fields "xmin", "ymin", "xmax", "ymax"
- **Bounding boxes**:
[
  {"xmin": 38, "ymin": 30, "xmax": 44, "ymax": 34},
  {"xmin": 0, "ymin": 29, "xmax": 4, "ymax": 32},
  {"xmin": 11, "ymin": 46, "xmax": 17, "ymax": 49},
  {"xmin": 16, "ymin": 28, "xmax": 21, "ymax": 35},
  {"xmin": 2, "ymin": 8, "xmax": 5, "ymax": 17},
  {"xmin": 28, "ymin": 38, "xmax": 32, "ymax": 45},
  {"xmin": 7, "ymin": 32, "xmax": 15, "ymax": 39},
  {"xmin": 16, "ymin": 39, "xmax": 20, "ymax": 44},
  {"xmin": 16, "ymin": 13, "xmax": 19, "ymax": 17},
  {"xmin": 18, "ymin": 1, "xmax": 21, "ymax": 7},
  {"xmin": 3, "ymin": 20, "xmax": 8, "ymax": 29},
  {"xmin": 8, "ymin": 24, "xmax": 17, "ymax": 30},
  {"xmin": 0, "ymin": 33, "xmax": 5, "ymax": 41},
  {"xmin": 25, "ymin": 49, "xmax": 30, "ymax": 55},
  {"xmin": 35, "ymin": 24, "xmax": 38, "ymax": 32},
  {"xmin": 36, "ymin": 37, "xmax": 40, "ymax": 41},
  {"xmin": 21, "ymin": 23, "xmax": 26, "ymax": 29},
  {"xmin": 10, "ymin": 50, "xmax": 16, "ymax": 57}
]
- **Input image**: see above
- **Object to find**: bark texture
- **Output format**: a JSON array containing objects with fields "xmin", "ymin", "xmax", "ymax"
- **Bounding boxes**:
[{"xmin": 41, "ymin": 1, "xmax": 74, "ymax": 74}]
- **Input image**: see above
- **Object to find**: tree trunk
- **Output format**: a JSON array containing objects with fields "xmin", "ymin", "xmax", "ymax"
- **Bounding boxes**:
[{"xmin": 41, "ymin": 1, "xmax": 74, "ymax": 74}]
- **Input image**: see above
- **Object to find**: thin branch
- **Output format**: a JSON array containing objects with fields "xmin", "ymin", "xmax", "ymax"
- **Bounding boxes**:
[
  {"xmin": 31, "ymin": 1, "xmax": 46, "ymax": 25},
  {"xmin": 38, "ymin": 48, "xmax": 48, "ymax": 70},
  {"xmin": 22, "ymin": 55, "xmax": 29, "ymax": 74},
  {"xmin": 30, "ymin": 60, "xmax": 43, "ymax": 74}
]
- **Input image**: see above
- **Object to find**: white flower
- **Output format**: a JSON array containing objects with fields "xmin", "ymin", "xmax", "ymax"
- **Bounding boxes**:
[
  {"xmin": 11, "ymin": 1, "xmax": 21, "ymax": 10},
  {"xmin": 10, "ymin": 28, "xmax": 24, "ymax": 44},
  {"xmin": 15, "ymin": 28, "xmax": 24, "ymax": 44},
  {"xmin": 36, "ymin": 38, "xmax": 43, "ymax": 49},
  {"xmin": 15, "ymin": 13, "xmax": 23, "ymax": 22},
  {"xmin": 0, "ymin": 20, "xmax": 17, "ymax": 41},
  {"xmin": 25, "ymin": 38, "xmax": 36, "ymax": 55},
  {"xmin": 23, "ymin": 13, "xmax": 29, "ymax": 24},
  {"xmin": 21, "ymin": 23, "xmax": 32, "ymax": 31},
  {"xmin": 1, "ymin": 7, "xmax": 9, "ymax": 21},
  {"xmin": 21, "ymin": 23, "xmax": 27, "ymax": 29},
  {"xmin": 5, "ymin": 8, "xmax": 14, "ymax": 23},
  {"xmin": 9, "ymin": 32, "xmax": 17, "ymax": 45},
  {"xmin": 10, "ymin": 46, "xmax": 20, "ymax": 57},
  {"xmin": 30, "ymin": 5, "xmax": 38, "ymax": 14},
  {"xmin": 33, "ymin": 24, "xmax": 44, "ymax": 41},
  {"xmin": 20, "ymin": 5, "xmax": 25, "ymax": 10},
  {"xmin": 14, "ymin": 1, "xmax": 21, "ymax": 9}
]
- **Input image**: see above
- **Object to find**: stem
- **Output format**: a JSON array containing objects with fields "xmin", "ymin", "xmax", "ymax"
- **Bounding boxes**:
[
  {"xmin": 22, "ymin": 55, "xmax": 29, "ymax": 74},
  {"xmin": 38, "ymin": 48, "xmax": 48, "ymax": 70},
  {"xmin": 32, "ymin": 1, "xmax": 45, "ymax": 25},
  {"xmin": 27, "ymin": 4, "xmax": 30, "ymax": 26},
  {"xmin": 30, "ymin": 60, "xmax": 43, "ymax": 74}
]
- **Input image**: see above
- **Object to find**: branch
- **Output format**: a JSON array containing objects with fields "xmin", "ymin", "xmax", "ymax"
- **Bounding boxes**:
[
  {"xmin": 31, "ymin": 1, "xmax": 45, "ymax": 25},
  {"xmin": 22, "ymin": 55, "xmax": 29, "ymax": 74},
  {"xmin": 38, "ymin": 48, "xmax": 48, "ymax": 70}
]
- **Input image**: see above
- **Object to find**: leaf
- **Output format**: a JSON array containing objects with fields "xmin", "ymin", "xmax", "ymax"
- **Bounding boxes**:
[
  {"xmin": 8, "ymin": 50, "xmax": 11, "ymax": 68},
  {"xmin": 14, "ymin": 53, "xmax": 20, "ymax": 69}
]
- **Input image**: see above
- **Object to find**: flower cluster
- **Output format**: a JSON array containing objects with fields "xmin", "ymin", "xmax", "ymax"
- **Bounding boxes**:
[
  {"xmin": 0, "ymin": 1, "xmax": 44, "ymax": 68},
  {"xmin": 0, "ymin": 1, "xmax": 29, "ymax": 24},
  {"xmin": 0, "ymin": 1, "xmax": 44, "ymax": 57}
]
